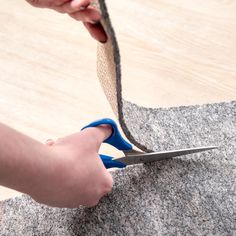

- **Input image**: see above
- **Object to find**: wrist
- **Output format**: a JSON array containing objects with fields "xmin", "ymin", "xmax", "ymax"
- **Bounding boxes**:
[
  {"xmin": 23, "ymin": 145, "xmax": 57, "ymax": 197},
  {"xmin": 3, "ymin": 143, "xmax": 56, "ymax": 197}
]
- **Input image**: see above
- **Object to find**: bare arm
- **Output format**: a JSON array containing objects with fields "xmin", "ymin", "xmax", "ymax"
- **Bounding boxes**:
[
  {"xmin": 0, "ymin": 123, "xmax": 113, "ymax": 207},
  {"xmin": 0, "ymin": 0, "xmax": 112, "ymax": 208}
]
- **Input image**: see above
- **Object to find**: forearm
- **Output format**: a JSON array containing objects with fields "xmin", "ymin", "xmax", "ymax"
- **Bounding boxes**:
[
  {"xmin": 0, "ymin": 121, "xmax": 113, "ymax": 207},
  {"xmin": 0, "ymin": 123, "xmax": 52, "ymax": 195}
]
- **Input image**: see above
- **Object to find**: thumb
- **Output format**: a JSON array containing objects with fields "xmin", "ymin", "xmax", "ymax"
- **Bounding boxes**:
[
  {"xmin": 82, "ymin": 125, "xmax": 113, "ymax": 151},
  {"xmin": 93, "ymin": 124, "xmax": 113, "ymax": 145}
]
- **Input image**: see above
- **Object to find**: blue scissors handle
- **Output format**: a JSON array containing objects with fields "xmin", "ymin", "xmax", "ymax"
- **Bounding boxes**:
[
  {"xmin": 100, "ymin": 154, "xmax": 126, "ymax": 169},
  {"xmin": 82, "ymin": 118, "xmax": 132, "ymax": 150},
  {"xmin": 81, "ymin": 118, "xmax": 133, "ymax": 169}
]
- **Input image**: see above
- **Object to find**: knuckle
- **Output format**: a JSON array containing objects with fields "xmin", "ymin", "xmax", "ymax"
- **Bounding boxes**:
[
  {"xmin": 69, "ymin": 12, "xmax": 81, "ymax": 21},
  {"xmin": 84, "ymin": 174, "xmax": 113, "ymax": 207},
  {"xmin": 54, "ymin": 7, "xmax": 65, "ymax": 13},
  {"xmin": 101, "ymin": 174, "xmax": 113, "ymax": 194},
  {"xmin": 26, "ymin": 0, "xmax": 40, "ymax": 7},
  {"xmin": 55, "ymin": 0, "xmax": 67, "ymax": 5}
]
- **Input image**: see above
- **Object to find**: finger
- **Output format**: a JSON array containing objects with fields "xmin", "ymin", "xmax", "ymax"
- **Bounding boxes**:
[
  {"xmin": 83, "ymin": 172, "xmax": 113, "ymax": 207},
  {"xmin": 26, "ymin": 0, "xmax": 68, "ymax": 8},
  {"xmin": 81, "ymin": 125, "xmax": 112, "ymax": 151},
  {"xmin": 53, "ymin": 0, "xmax": 90, "ymax": 13},
  {"xmin": 54, "ymin": 0, "xmax": 70, "ymax": 6},
  {"xmin": 69, "ymin": 6, "xmax": 101, "ymax": 23},
  {"xmin": 102, "ymin": 172, "xmax": 113, "ymax": 196},
  {"xmin": 83, "ymin": 22, "xmax": 108, "ymax": 43},
  {"xmin": 96, "ymin": 125, "xmax": 113, "ymax": 142}
]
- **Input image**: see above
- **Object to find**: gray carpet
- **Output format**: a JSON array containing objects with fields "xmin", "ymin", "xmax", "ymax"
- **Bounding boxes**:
[{"xmin": 0, "ymin": 101, "xmax": 235, "ymax": 235}]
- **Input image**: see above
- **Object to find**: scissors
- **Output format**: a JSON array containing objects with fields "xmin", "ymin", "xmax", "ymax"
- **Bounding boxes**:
[{"xmin": 82, "ymin": 118, "xmax": 217, "ymax": 169}]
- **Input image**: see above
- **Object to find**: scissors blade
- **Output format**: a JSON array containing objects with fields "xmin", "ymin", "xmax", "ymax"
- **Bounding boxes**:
[{"xmin": 115, "ymin": 146, "xmax": 217, "ymax": 166}]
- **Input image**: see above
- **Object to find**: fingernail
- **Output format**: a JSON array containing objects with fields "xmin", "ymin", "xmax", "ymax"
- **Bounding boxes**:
[
  {"xmin": 79, "ymin": 3, "xmax": 90, "ymax": 10},
  {"xmin": 99, "ymin": 40, "xmax": 107, "ymax": 44},
  {"xmin": 89, "ymin": 20, "xmax": 99, "ymax": 24}
]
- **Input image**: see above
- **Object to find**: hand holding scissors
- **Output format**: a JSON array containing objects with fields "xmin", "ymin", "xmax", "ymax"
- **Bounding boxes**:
[{"xmin": 82, "ymin": 118, "xmax": 217, "ymax": 169}]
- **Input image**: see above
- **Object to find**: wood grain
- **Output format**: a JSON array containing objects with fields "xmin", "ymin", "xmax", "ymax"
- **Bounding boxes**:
[
  {"xmin": 0, "ymin": 0, "xmax": 235, "ymax": 200},
  {"xmin": 107, "ymin": 0, "xmax": 236, "ymax": 107},
  {"xmin": 0, "ymin": 1, "xmax": 117, "ymax": 200}
]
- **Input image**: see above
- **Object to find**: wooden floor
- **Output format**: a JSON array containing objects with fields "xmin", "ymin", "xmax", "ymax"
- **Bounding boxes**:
[
  {"xmin": 0, "ymin": 0, "xmax": 235, "ymax": 200},
  {"xmin": 107, "ymin": 0, "xmax": 236, "ymax": 107}
]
